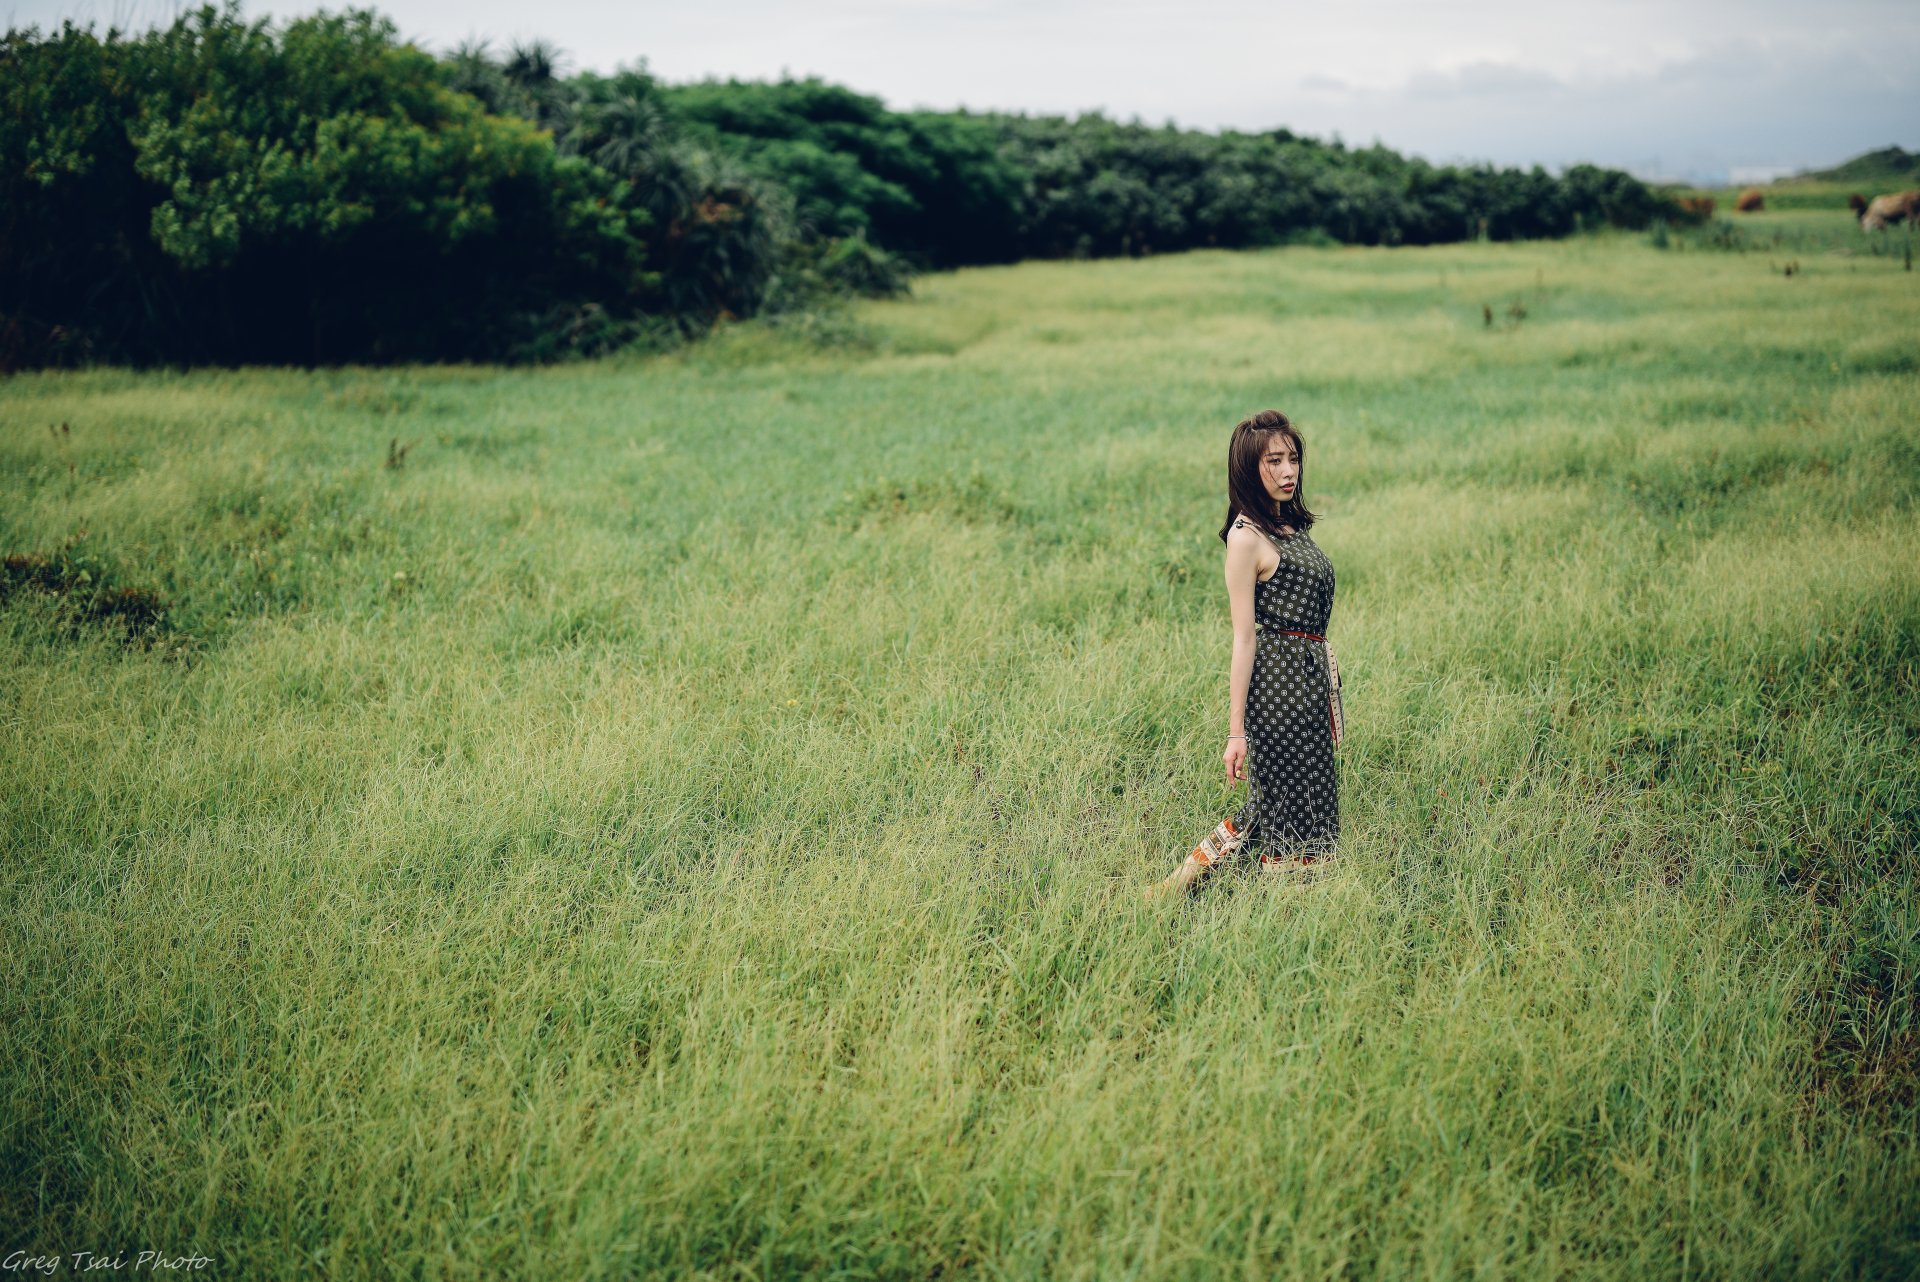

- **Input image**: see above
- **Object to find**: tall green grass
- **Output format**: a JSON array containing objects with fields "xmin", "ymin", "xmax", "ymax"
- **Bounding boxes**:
[{"xmin": 4, "ymin": 218, "xmax": 1917, "ymax": 1279}]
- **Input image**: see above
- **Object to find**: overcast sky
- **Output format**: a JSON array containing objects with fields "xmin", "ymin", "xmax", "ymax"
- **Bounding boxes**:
[{"xmin": 13, "ymin": 0, "xmax": 1917, "ymax": 183}]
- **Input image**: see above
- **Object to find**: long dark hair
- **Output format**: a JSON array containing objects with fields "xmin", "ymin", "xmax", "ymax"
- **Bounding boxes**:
[{"xmin": 1218, "ymin": 409, "xmax": 1318, "ymax": 543}]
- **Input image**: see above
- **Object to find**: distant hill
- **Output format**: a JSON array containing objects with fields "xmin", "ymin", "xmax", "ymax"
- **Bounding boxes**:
[{"xmin": 1783, "ymin": 146, "xmax": 1918, "ymax": 187}]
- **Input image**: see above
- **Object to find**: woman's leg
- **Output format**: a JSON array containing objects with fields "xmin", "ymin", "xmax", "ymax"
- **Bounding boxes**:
[{"xmin": 1146, "ymin": 816, "xmax": 1247, "ymax": 899}]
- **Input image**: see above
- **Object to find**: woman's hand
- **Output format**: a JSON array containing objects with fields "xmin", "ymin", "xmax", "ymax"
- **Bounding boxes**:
[{"xmin": 1223, "ymin": 737, "xmax": 1247, "ymax": 784}]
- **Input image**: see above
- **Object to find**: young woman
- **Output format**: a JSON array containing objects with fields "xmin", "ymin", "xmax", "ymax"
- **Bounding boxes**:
[{"xmin": 1149, "ymin": 410, "xmax": 1341, "ymax": 898}]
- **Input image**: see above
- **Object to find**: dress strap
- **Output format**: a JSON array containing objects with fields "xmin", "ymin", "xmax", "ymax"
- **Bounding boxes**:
[{"xmin": 1232, "ymin": 514, "xmax": 1294, "ymax": 541}]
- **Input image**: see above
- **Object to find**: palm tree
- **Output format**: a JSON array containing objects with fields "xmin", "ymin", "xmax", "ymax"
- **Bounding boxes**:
[
  {"xmin": 503, "ymin": 38, "xmax": 562, "ymax": 89},
  {"xmin": 579, "ymin": 90, "xmax": 670, "ymax": 174},
  {"xmin": 503, "ymin": 39, "xmax": 569, "ymax": 132},
  {"xmin": 652, "ymin": 148, "xmax": 792, "ymax": 321},
  {"xmin": 442, "ymin": 39, "xmax": 510, "ymax": 115}
]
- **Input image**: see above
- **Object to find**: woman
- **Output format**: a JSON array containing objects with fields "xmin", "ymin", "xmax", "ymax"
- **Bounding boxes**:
[{"xmin": 1149, "ymin": 410, "xmax": 1341, "ymax": 899}]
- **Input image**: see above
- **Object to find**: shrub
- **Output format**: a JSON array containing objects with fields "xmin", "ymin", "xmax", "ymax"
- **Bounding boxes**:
[{"xmin": 2, "ymin": 4, "xmax": 653, "ymax": 366}]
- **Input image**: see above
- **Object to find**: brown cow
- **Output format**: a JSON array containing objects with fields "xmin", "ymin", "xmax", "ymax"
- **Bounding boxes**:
[
  {"xmin": 1850, "ymin": 191, "xmax": 1920, "ymax": 230},
  {"xmin": 1676, "ymin": 195, "xmax": 1715, "ymax": 223},
  {"xmin": 1735, "ymin": 188, "xmax": 1765, "ymax": 212}
]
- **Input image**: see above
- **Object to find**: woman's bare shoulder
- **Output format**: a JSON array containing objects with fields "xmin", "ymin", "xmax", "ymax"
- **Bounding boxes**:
[
  {"xmin": 1227, "ymin": 516, "xmax": 1280, "ymax": 544},
  {"xmin": 1224, "ymin": 518, "xmax": 1270, "ymax": 564},
  {"xmin": 1230, "ymin": 515, "xmax": 1295, "ymax": 539}
]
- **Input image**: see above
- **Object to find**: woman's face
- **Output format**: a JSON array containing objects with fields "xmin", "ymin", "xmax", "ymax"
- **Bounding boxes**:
[{"xmin": 1259, "ymin": 435, "xmax": 1300, "ymax": 504}]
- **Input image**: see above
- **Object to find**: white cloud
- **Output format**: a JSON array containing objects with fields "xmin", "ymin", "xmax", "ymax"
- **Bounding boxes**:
[{"xmin": 1402, "ymin": 62, "xmax": 1566, "ymax": 101}]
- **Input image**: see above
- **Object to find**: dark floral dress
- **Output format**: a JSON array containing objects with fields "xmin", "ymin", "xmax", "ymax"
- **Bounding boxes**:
[{"xmin": 1229, "ymin": 517, "xmax": 1339, "ymax": 865}]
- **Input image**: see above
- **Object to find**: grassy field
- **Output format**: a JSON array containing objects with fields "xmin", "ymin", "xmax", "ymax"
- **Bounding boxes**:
[
  {"xmin": 1681, "ymin": 179, "xmax": 1879, "ymax": 213},
  {"xmin": 4, "ymin": 212, "xmax": 1918, "ymax": 1279}
]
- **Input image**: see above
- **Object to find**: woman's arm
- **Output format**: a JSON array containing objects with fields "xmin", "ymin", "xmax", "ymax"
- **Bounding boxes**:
[{"xmin": 1223, "ymin": 529, "xmax": 1260, "ymax": 778}]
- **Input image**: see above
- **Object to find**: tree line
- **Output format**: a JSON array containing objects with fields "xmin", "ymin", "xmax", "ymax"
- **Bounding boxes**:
[{"xmin": 2, "ymin": 4, "xmax": 1682, "ymax": 368}]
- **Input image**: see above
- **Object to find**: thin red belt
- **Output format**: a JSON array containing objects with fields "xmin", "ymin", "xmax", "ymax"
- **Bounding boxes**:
[{"xmin": 1265, "ymin": 629, "xmax": 1325, "ymax": 641}]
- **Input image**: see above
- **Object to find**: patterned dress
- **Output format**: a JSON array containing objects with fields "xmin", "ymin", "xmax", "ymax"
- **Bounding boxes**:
[{"xmin": 1229, "ymin": 516, "xmax": 1339, "ymax": 866}]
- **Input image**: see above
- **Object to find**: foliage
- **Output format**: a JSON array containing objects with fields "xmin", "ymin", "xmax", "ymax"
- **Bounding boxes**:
[
  {"xmin": 2, "ymin": 4, "xmax": 1685, "ymax": 368},
  {"xmin": 2, "ymin": 5, "xmax": 654, "ymax": 367},
  {"xmin": 814, "ymin": 231, "xmax": 913, "ymax": 298},
  {"xmin": 1795, "ymin": 145, "xmax": 1920, "ymax": 187},
  {"xmin": 664, "ymin": 96, "xmax": 1683, "ymax": 264},
  {"xmin": 0, "ymin": 20, "xmax": 151, "ymax": 367},
  {"xmin": 662, "ymin": 79, "xmax": 1026, "ymax": 266},
  {"xmin": 546, "ymin": 68, "xmax": 799, "ymax": 326}
]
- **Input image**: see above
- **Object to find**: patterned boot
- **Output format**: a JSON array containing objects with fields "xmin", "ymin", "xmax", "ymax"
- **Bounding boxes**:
[{"xmin": 1146, "ymin": 818, "xmax": 1244, "ymax": 900}]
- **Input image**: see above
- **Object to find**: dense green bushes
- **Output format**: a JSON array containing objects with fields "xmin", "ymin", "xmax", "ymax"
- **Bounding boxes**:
[
  {"xmin": 662, "ymin": 88, "xmax": 1676, "ymax": 263},
  {"xmin": 663, "ymin": 80, "xmax": 1028, "ymax": 266},
  {"xmin": 2, "ymin": 3, "xmax": 1680, "ymax": 368},
  {"xmin": 1801, "ymin": 145, "xmax": 1919, "ymax": 186},
  {"xmin": 3, "ymin": 7, "xmax": 656, "ymax": 368}
]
